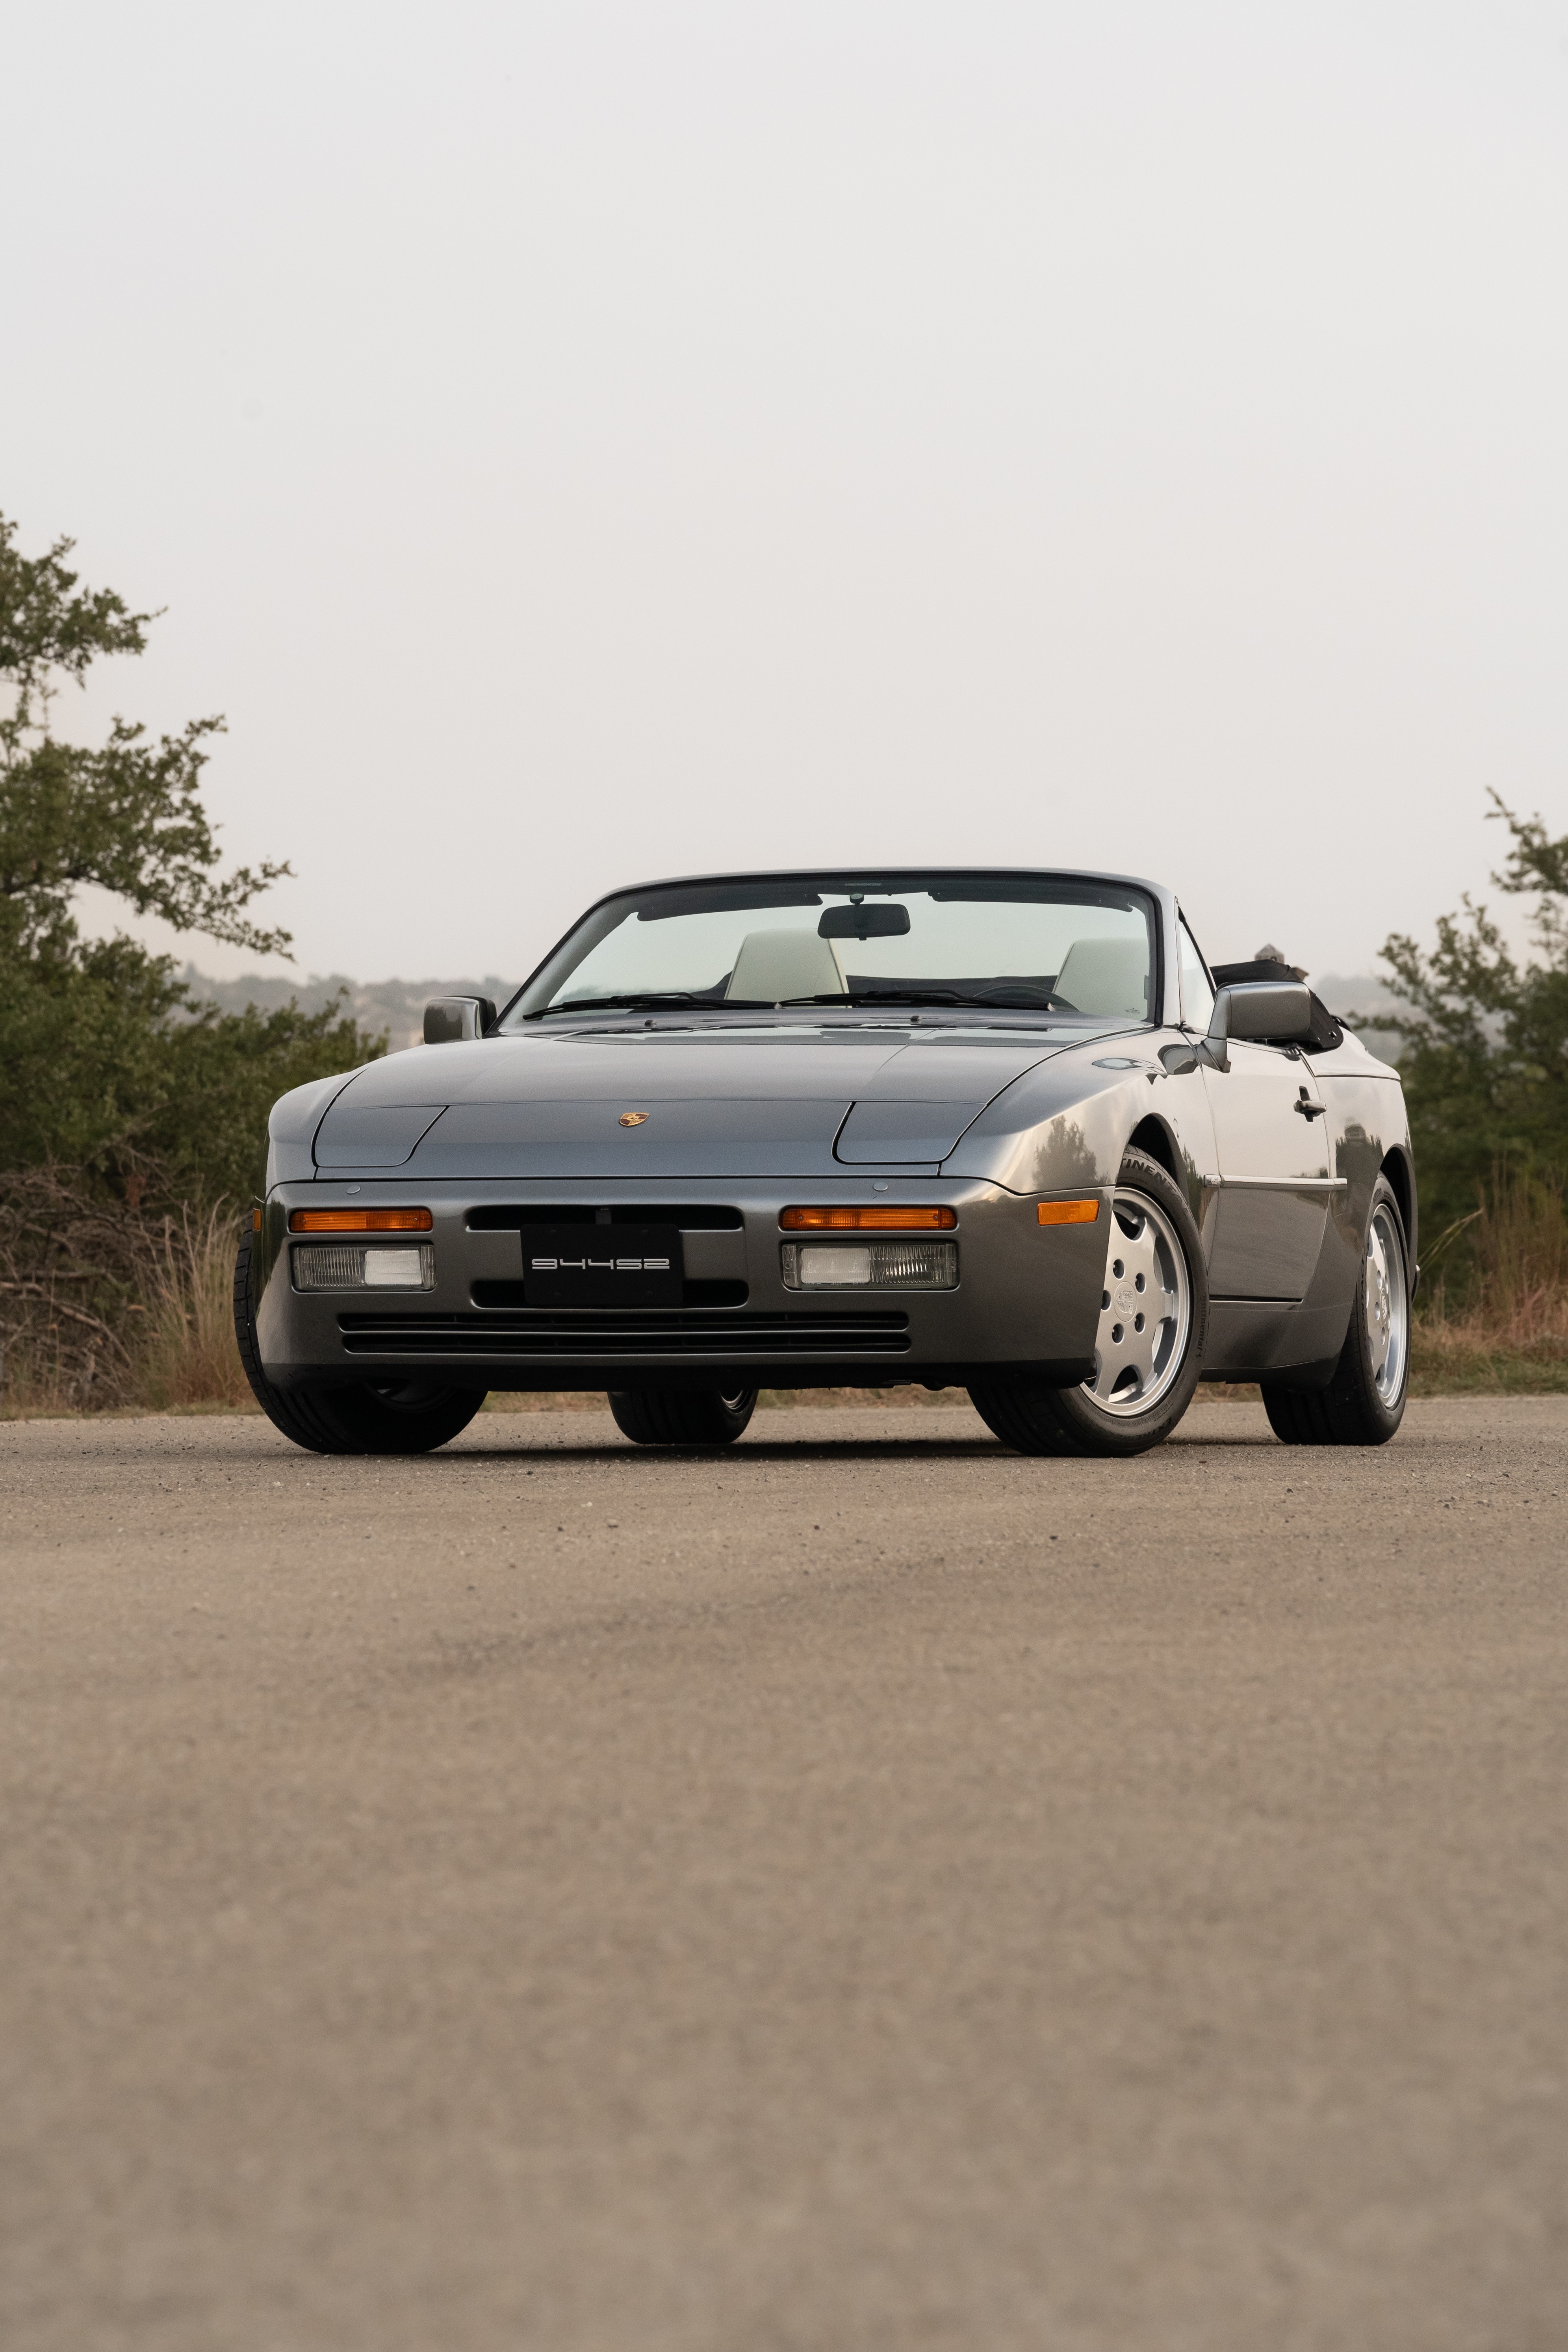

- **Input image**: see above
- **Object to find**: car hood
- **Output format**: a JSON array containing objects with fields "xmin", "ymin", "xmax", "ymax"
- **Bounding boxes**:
[{"xmin": 293, "ymin": 1025, "xmax": 1088, "ymax": 1180}]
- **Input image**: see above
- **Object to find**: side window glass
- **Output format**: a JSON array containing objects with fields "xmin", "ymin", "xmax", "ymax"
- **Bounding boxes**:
[{"xmin": 1178, "ymin": 919, "xmax": 1215, "ymax": 1031}]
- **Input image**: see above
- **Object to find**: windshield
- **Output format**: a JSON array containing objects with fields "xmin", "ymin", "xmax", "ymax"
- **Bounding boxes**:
[{"xmin": 507, "ymin": 872, "xmax": 1158, "ymax": 1024}]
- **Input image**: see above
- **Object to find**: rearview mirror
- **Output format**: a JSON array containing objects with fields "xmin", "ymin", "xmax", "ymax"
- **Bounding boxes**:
[
  {"xmin": 423, "ymin": 995, "xmax": 496, "ymax": 1044},
  {"xmin": 818, "ymin": 903, "xmax": 911, "ymax": 940}
]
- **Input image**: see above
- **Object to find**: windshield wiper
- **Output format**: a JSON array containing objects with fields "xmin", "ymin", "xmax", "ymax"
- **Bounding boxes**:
[
  {"xmin": 779, "ymin": 988, "xmax": 969, "ymax": 1008},
  {"xmin": 959, "ymin": 985, "xmax": 1063, "ymax": 1009},
  {"xmin": 780, "ymin": 988, "xmax": 1061, "ymax": 1012},
  {"xmin": 528, "ymin": 992, "xmax": 774, "ymax": 1018}
]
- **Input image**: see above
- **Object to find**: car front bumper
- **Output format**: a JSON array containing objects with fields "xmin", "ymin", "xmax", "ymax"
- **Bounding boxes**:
[{"xmin": 253, "ymin": 1177, "xmax": 1107, "ymax": 1392}]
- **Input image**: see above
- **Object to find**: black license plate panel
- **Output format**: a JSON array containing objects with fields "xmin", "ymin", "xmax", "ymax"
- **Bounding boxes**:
[{"xmin": 521, "ymin": 1224, "xmax": 684, "ymax": 1307}]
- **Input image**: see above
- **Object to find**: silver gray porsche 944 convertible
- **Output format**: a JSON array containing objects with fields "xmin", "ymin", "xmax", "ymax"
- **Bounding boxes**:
[{"xmin": 235, "ymin": 867, "xmax": 1416, "ymax": 1458}]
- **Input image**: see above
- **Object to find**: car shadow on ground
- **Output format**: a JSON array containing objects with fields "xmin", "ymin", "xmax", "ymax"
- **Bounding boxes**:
[
  {"xmin": 443, "ymin": 1431, "xmax": 1287, "ymax": 1463},
  {"xmin": 455, "ymin": 1437, "xmax": 1008, "ymax": 1463}
]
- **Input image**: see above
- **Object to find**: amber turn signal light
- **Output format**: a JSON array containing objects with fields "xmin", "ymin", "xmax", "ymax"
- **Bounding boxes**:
[
  {"xmin": 780, "ymin": 1205, "xmax": 958, "ymax": 1231},
  {"xmin": 288, "ymin": 1208, "xmax": 434, "ymax": 1233},
  {"xmin": 1037, "ymin": 1199, "xmax": 1100, "ymax": 1225}
]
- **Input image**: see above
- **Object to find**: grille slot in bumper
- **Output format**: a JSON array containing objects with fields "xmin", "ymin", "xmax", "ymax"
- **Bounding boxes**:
[{"xmin": 337, "ymin": 1309, "xmax": 910, "ymax": 1359}]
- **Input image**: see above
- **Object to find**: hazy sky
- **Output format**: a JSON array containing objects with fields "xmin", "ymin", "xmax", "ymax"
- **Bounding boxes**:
[{"xmin": 6, "ymin": 2, "xmax": 1566, "ymax": 988}]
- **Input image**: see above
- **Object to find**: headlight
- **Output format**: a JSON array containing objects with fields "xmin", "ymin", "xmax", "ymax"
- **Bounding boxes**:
[
  {"xmin": 781, "ymin": 1241, "xmax": 958, "ymax": 1290},
  {"xmin": 292, "ymin": 1243, "xmax": 435, "ymax": 1292}
]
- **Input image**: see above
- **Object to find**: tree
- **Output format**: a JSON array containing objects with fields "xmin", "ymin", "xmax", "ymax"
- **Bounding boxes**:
[
  {"xmin": 1376, "ymin": 792, "xmax": 1568, "ymax": 1246},
  {"xmin": 0, "ymin": 510, "xmax": 381, "ymax": 1193}
]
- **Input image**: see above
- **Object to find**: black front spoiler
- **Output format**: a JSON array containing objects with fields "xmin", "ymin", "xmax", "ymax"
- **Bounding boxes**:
[{"xmin": 267, "ymin": 1356, "xmax": 1097, "ymax": 1395}]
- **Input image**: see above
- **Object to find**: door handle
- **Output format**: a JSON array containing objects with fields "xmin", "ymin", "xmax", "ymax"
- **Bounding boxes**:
[{"xmin": 1293, "ymin": 1089, "xmax": 1326, "ymax": 1121}]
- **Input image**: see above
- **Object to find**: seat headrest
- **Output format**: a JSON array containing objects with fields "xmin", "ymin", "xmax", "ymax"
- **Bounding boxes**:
[
  {"xmin": 1052, "ymin": 937, "xmax": 1149, "ymax": 1018},
  {"xmin": 726, "ymin": 928, "xmax": 847, "ymax": 1004}
]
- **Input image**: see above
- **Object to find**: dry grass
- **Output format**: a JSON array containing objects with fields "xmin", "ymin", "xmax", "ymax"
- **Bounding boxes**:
[
  {"xmin": 134, "ymin": 1207, "xmax": 255, "ymax": 1411},
  {"xmin": 0, "ymin": 1179, "xmax": 257, "ymax": 1417},
  {"xmin": 1408, "ymin": 1334, "xmax": 1568, "ymax": 1395},
  {"xmin": 1411, "ymin": 1167, "xmax": 1568, "ymax": 1394},
  {"xmin": 0, "ymin": 1339, "xmax": 91, "ymax": 1418},
  {"xmin": 0, "ymin": 1167, "xmax": 148, "ymax": 1415}
]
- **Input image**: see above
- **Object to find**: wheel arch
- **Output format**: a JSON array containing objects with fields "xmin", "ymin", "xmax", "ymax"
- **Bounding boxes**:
[
  {"xmin": 1378, "ymin": 1144, "xmax": 1418, "ymax": 1273},
  {"xmin": 1125, "ymin": 1109, "xmax": 1210, "ymax": 1229},
  {"xmin": 1125, "ymin": 1112, "xmax": 1180, "ymax": 1187}
]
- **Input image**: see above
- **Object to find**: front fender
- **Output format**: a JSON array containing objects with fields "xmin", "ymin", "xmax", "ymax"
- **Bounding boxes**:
[
  {"xmin": 265, "ymin": 1067, "xmax": 361, "ymax": 1187},
  {"xmin": 943, "ymin": 1044, "xmax": 1216, "ymax": 1208}
]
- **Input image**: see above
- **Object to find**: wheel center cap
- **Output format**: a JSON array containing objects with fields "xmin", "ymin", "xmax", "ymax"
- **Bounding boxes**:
[{"xmin": 1114, "ymin": 1281, "xmax": 1137, "ymax": 1316}]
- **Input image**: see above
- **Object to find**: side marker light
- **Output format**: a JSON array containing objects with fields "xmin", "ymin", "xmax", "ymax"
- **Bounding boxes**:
[{"xmin": 1037, "ymin": 1199, "xmax": 1100, "ymax": 1225}]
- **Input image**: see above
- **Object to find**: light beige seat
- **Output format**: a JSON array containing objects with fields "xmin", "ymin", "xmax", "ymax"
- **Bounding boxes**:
[
  {"xmin": 1052, "ymin": 937, "xmax": 1150, "ymax": 1017},
  {"xmin": 726, "ymin": 928, "xmax": 846, "ymax": 1002}
]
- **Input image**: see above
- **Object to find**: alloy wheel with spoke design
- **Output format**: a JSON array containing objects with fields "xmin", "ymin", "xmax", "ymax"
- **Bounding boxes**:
[
  {"xmin": 1364, "ymin": 1198, "xmax": 1408, "ymax": 1403},
  {"xmin": 1260, "ymin": 1172, "xmax": 1410, "ymax": 1447},
  {"xmin": 967, "ymin": 1148, "xmax": 1207, "ymax": 1457},
  {"xmin": 1084, "ymin": 1188, "xmax": 1191, "ymax": 1418}
]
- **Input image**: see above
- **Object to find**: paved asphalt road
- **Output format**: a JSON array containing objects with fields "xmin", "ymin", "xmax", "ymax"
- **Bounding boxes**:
[{"xmin": 2, "ymin": 1396, "xmax": 1565, "ymax": 2351}]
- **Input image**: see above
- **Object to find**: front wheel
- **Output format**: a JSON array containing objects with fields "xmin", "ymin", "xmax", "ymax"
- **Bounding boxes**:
[
  {"xmin": 607, "ymin": 1387, "xmax": 758, "ymax": 1446},
  {"xmin": 280, "ymin": 1380, "xmax": 486, "ymax": 1455},
  {"xmin": 233, "ymin": 1231, "xmax": 485, "ymax": 1455},
  {"xmin": 1262, "ymin": 1176, "xmax": 1410, "ymax": 1446},
  {"xmin": 969, "ymin": 1148, "xmax": 1208, "ymax": 1458}
]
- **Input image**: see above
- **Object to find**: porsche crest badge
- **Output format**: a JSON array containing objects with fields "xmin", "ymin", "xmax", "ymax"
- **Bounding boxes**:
[{"xmin": 618, "ymin": 1110, "xmax": 650, "ymax": 1127}]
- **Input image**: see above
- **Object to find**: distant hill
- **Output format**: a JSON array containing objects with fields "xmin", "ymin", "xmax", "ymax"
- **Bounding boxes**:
[
  {"xmin": 176, "ymin": 966, "xmax": 518, "ymax": 1054},
  {"xmin": 176, "ymin": 964, "xmax": 1410, "ymax": 1061},
  {"xmin": 1310, "ymin": 972, "xmax": 1402, "ymax": 1017}
]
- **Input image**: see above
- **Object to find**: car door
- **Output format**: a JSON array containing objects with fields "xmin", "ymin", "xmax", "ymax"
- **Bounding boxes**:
[{"xmin": 1201, "ymin": 1043, "xmax": 1332, "ymax": 1299}]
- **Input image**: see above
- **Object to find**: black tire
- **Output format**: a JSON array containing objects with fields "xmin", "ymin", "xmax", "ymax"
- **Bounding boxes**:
[
  {"xmin": 969, "ymin": 1147, "xmax": 1208, "ymax": 1459},
  {"xmin": 606, "ymin": 1387, "xmax": 759, "ymax": 1446},
  {"xmin": 234, "ymin": 1227, "xmax": 336, "ymax": 1451},
  {"xmin": 965, "ymin": 1386, "xmax": 1082, "ymax": 1456},
  {"xmin": 233, "ymin": 1230, "xmax": 485, "ymax": 1456},
  {"xmin": 1262, "ymin": 1175, "xmax": 1410, "ymax": 1447}
]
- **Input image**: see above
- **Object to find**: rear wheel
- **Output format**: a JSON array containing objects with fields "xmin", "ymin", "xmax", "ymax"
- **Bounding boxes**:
[
  {"xmin": 1262, "ymin": 1177, "xmax": 1409, "ymax": 1446},
  {"xmin": 607, "ymin": 1387, "xmax": 759, "ymax": 1446},
  {"xmin": 233, "ymin": 1230, "xmax": 485, "ymax": 1455},
  {"xmin": 969, "ymin": 1148, "xmax": 1208, "ymax": 1458}
]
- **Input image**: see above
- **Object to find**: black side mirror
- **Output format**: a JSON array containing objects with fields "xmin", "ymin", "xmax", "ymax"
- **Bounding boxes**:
[
  {"xmin": 1202, "ymin": 981, "xmax": 1311, "ymax": 1072},
  {"xmin": 1163, "ymin": 982, "xmax": 1312, "ymax": 1076},
  {"xmin": 423, "ymin": 995, "xmax": 496, "ymax": 1044}
]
